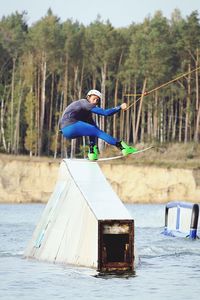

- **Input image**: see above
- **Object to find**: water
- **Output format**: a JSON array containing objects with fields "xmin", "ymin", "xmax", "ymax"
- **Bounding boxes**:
[{"xmin": 0, "ymin": 203, "xmax": 200, "ymax": 300}]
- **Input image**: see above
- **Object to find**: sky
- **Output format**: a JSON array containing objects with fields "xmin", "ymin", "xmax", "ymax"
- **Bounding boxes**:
[{"xmin": 0, "ymin": 0, "xmax": 199, "ymax": 27}]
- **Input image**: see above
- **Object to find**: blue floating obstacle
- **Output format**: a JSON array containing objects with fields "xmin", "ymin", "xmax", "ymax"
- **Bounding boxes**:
[{"xmin": 162, "ymin": 201, "xmax": 199, "ymax": 239}]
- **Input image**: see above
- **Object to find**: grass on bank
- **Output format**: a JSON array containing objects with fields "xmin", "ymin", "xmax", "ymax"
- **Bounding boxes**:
[
  {"xmin": 0, "ymin": 143, "xmax": 200, "ymax": 169},
  {"xmin": 101, "ymin": 143, "xmax": 200, "ymax": 169}
]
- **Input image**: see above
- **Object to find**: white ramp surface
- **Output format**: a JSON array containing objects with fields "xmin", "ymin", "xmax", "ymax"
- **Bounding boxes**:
[
  {"xmin": 25, "ymin": 159, "xmax": 133, "ymax": 269},
  {"xmin": 67, "ymin": 159, "xmax": 132, "ymax": 220}
]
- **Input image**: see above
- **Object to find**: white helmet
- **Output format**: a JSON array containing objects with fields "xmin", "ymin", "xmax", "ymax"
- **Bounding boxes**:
[{"xmin": 86, "ymin": 89, "xmax": 102, "ymax": 99}]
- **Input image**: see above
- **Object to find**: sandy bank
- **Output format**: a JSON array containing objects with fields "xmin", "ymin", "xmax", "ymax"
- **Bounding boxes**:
[{"xmin": 0, "ymin": 155, "xmax": 200, "ymax": 203}]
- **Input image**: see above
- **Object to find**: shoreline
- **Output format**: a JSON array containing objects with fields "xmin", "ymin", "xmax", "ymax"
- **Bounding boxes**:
[{"xmin": 1, "ymin": 153, "xmax": 200, "ymax": 204}]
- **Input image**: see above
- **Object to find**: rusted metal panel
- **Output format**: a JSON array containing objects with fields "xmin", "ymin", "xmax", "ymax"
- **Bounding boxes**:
[{"xmin": 98, "ymin": 220, "xmax": 134, "ymax": 273}]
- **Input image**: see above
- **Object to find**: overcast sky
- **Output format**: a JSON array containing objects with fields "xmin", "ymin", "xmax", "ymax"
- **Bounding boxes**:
[{"xmin": 0, "ymin": 0, "xmax": 199, "ymax": 27}]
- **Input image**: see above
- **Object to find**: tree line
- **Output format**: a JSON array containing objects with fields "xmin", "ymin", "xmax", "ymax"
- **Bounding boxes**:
[{"xmin": 0, "ymin": 8, "xmax": 200, "ymax": 157}]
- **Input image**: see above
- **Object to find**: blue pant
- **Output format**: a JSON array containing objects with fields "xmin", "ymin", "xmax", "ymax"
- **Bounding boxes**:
[{"xmin": 61, "ymin": 121, "xmax": 118, "ymax": 145}]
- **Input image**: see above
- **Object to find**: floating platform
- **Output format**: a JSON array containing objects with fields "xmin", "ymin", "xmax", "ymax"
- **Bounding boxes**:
[
  {"xmin": 162, "ymin": 201, "xmax": 199, "ymax": 239},
  {"xmin": 24, "ymin": 159, "xmax": 136, "ymax": 273}
]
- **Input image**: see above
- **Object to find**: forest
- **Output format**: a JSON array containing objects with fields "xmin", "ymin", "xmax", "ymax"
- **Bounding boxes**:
[{"xmin": 0, "ymin": 8, "xmax": 200, "ymax": 158}]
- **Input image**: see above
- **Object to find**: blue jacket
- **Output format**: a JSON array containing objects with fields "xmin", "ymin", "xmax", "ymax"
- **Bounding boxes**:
[{"xmin": 60, "ymin": 99, "xmax": 121, "ymax": 129}]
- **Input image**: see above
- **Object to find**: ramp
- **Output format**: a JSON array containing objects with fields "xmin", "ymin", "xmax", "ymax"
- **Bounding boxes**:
[{"xmin": 25, "ymin": 159, "xmax": 135, "ymax": 273}]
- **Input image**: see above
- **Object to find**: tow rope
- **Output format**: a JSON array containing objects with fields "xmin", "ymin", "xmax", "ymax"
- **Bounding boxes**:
[{"xmin": 124, "ymin": 65, "xmax": 200, "ymax": 111}]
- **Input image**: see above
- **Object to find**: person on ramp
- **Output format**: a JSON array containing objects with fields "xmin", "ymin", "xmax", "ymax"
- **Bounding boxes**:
[{"xmin": 60, "ymin": 89, "xmax": 137, "ymax": 160}]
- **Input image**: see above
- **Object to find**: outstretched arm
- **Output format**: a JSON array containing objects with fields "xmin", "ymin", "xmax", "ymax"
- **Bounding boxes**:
[{"xmin": 91, "ymin": 103, "xmax": 127, "ymax": 116}]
